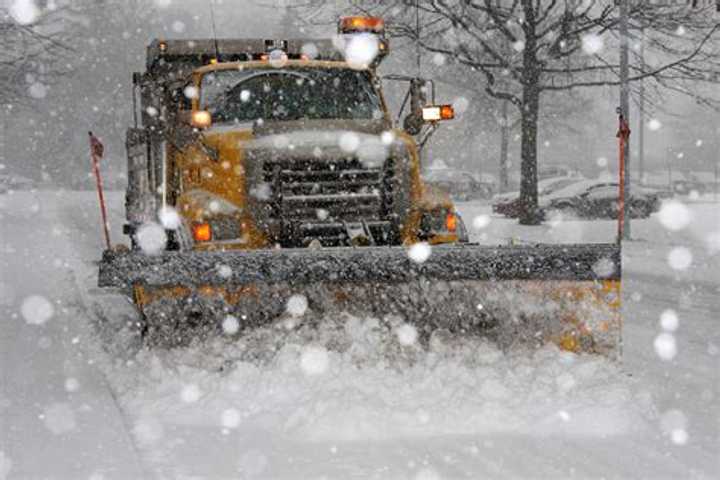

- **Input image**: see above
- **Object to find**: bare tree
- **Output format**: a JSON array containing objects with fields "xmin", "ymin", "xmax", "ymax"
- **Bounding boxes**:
[{"xmin": 0, "ymin": 4, "xmax": 79, "ymax": 108}]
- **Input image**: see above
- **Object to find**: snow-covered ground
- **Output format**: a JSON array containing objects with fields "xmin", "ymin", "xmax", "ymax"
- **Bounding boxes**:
[{"xmin": 1, "ymin": 190, "xmax": 718, "ymax": 479}]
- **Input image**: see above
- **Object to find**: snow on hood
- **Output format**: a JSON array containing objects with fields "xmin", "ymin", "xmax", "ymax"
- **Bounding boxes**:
[{"xmin": 247, "ymin": 129, "xmax": 403, "ymax": 167}]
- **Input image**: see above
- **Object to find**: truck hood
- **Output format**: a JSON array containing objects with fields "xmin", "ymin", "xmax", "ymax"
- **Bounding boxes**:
[{"xmin": 244, "ymin": 124, "xmax": 407, "ymax": 168}]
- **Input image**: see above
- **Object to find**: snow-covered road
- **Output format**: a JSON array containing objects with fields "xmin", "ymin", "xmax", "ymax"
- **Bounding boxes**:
[{"xmin": 1, "ymin": 190, "xmax": 718, "ymax": 479}]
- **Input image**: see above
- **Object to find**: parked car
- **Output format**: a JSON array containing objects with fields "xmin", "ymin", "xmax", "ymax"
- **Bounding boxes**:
[
  {"xmin": 542, "ymin": 180, "xmax": 660, "ymax": 219},
  {"xmin": 423, "ymin": 169, "xmax": 494, "ymax": 200},
  {"xmin": 492, "ymin": 176, "xmax": 581, "ymax": 217}
]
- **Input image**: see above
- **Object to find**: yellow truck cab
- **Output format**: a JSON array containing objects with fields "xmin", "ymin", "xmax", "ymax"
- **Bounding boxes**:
[{"xmin": 124, "ymin": 17, "xmax": 464, "ymax": 252}]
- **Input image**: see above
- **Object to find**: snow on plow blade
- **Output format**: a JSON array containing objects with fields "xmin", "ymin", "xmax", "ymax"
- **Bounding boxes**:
[{"xmin": 98, "ymin": 244, "xmax": 621, "ymax": 357}]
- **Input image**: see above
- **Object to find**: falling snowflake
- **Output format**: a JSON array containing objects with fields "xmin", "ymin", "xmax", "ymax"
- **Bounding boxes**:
[
  {"xmin": 217, "ymin": 264, "xmax": 232, "ymax": 279},
  {"xmin": 657, "ymin": 200, "xmax": 691, "ymax": 231},
  {"xmin": 395, "ymin": 323, "xmax": 418, "ymax": 346},
  {"xmin": 667, "ymin": 247, "xmax": 692, "ymax": 271},
  {"xmin": 653, "ymin": 332, "xmax": 677, "ymax": 361},
  {"xmin": 171, "ymin": 20, "xmax": 185, "ymax": 33},
  {"xmin": 581, "ymin": 34, "xmax": 604, "ymax": 55},
  {"xmin": 64, "ymin": 377, "xmax": 80, "ymax": 393},
  {"xmin": 512, "ymin": 40, "xmax": 525, "ymax": 52},
  {"xmin": 222, "ymin": 315, "xmax": 240, "ymax": 335},
  {"xmin": 28, "ymin": 82, "xmax": 47, "ymax": 99},
  {"xmin": 316, "ymin": 209, "xmax": 329, "ymax": 221},
  {"xmin": 592, "ymin": 257, "xmax": 615, "ymax": 278},
  {"xmin": 158, "ymin": 206, "xmax": 181, "ymax": 230},
  {"xmin": 250, "ymin": 183, "xmax": 272, "ymax": 200},
  {"xmin": 135, "ymin": 222, "xmax": 167, "ymax": 255},
  {"xmin": 183, "ymin": 85, "xmax": 199, "ymax": 100},
  {"xmin": 647, "ymin": 119, "xmax": 662, "ymax": 131},
  {"xmin": 339, "ymin": 131, "xmax": 360, "ymax": 153},
  {"xmin": 10, "ymin": 0, "xmax": 40, "ymax": 25},
  {"xmin": 343, "ymin": 33, "xmax": 379, "ymax": 69},
  {"xmin": 381, "ymin": 131, "xmax": 395, "ymax": 145},
  {"xmin": 660, "ymin": 409, "xmax": 688, "ymax": 445},
  {"xmin": 20, "ymin": 295, "xmax": 54, "ymax": 325},
  {"xmin": 659, "ymin": 309, "xmax": 679, "ymax": 332},
  {"xmin": 268, "ymin": 49, "xmax": 288, "ymax": 68},
  {"xmin": 472, "ymin": 215, "xmax": 491, "ymax": 230},
  {"xmin": 301, "ymin": 42, "xmax": 319, "ymax": 59},
  {"xmin": 286, "ymin": 294, "xmax": 308, "ymax": 317},
  {"xmin": 408, "ymin": 242, "xmax": 432, "ymax": 263}
]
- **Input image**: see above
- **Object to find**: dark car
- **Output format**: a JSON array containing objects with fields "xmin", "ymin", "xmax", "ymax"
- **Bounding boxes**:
[
  {"xmin": 542, "ymin": 180, "xmax": 660, "ymax": 219},
  {"xmin": 492, "ymin": 176, "xmax": 581, "ymax": 217},
  {"xmin": 423, "ymin": 169, "xmax": 494, "ymax": 200}
]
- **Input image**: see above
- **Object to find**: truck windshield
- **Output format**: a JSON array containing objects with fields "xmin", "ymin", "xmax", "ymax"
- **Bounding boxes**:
[{"xmin": 200, "ymin": 68, "xmax": 384, "ymax": 124}]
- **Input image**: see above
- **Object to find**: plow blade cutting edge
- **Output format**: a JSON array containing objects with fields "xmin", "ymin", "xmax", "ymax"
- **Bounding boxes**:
[{"xmin": 98, "ymin": 244, "xmax": 621, "ymax": 358}]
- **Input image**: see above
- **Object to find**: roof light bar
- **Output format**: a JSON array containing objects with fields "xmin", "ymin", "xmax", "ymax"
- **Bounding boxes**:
[{"xmin": 339, "ymin": 16, "xmax": 385, "ymax": 35}]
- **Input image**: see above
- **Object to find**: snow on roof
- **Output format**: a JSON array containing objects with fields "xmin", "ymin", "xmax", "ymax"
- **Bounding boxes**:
[{"xmin": 543, "ymin": 179, "xmax": 617, "ymax": 201}]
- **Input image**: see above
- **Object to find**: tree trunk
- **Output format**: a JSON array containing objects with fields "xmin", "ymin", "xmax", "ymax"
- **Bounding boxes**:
[
  {"xmin": 499, "ymin": 100, "xmax": 510, "ymax": 192},
  {"xmin": 518, "ymin": 1, "xmax": 542, "ymax": 225},
  {"xmin": 518, "ymin": 81, "xmax": 541, "ymax": 225}
]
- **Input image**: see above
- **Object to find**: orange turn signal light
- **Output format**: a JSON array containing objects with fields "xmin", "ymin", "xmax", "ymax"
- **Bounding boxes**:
[
  {"xmin": 446, "ymin": 212, "xmax": 457, "ymax": 232},
  {"xmin": 440, "ymin": 105, "xmax": 455, "ymax": 120},
  {"xmin": 192, "ymin": 222, "xmax": 212, "ymax": 242},
  {"xmin": 339, "ymin": 16, "xmax": 385, "ymax": 34}
]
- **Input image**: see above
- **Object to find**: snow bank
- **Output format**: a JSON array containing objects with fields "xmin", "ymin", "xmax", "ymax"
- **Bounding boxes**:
[{"xmin": 102, "ymin": 315, "xmax": 651, "ymax": 448}]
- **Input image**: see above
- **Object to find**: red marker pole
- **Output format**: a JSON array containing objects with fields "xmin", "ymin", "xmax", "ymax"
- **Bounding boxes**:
[
  {"xmin": 89, "ymin": 132, "xmax": 111, "ymax": 250},
  {"xmin": 616, "ymin": 112, "xmax": 631, "ymax": 243}
]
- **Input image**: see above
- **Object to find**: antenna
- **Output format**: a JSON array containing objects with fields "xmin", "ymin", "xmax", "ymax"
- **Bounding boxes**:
[{"xmin": 209, "ymin": 0, "xmax": 220, "ymax": 60}]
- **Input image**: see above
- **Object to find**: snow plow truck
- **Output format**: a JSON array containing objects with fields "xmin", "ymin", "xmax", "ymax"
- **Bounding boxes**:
[{"xmin": 97, "ymin": 17, "xmax": 622, "ymax": 357}]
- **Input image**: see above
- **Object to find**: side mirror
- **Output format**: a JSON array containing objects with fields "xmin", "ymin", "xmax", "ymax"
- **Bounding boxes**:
[
  {"xmin": 181, "ymin": 110, "xmax": 212, "ymax": 129},
  {"xmin": 403, "ymin": 104, "xmax": 455, "ymax": 135}
]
